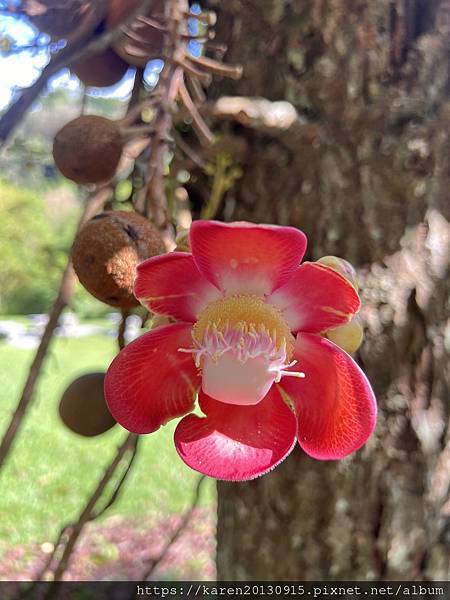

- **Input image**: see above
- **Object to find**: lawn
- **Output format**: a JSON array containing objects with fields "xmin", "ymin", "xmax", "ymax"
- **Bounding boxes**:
[{"xmin": 0, "ymin": 332, "xmax": 216, "ymax": 553}]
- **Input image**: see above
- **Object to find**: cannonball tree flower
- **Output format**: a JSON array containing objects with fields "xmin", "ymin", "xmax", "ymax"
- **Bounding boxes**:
[{"xmin": 105, "ymin": 221, "xmax": 377, "ymax": 481}]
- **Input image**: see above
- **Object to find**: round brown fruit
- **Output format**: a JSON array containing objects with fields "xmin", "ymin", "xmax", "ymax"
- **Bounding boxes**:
[
  {"xmin": 72, "ymin": 210, "xmax": 166, "ymax": 308},
  {"xmin": 72, "ymin": 48, "xmax": 129, "ymax": 88},
  {"xmin": 53, "ymin": 115, "xmax": 123, "ymax": 184},
  {"xmin": 59, "ymin": 372, "xmax": 116, "ymax": 437}
]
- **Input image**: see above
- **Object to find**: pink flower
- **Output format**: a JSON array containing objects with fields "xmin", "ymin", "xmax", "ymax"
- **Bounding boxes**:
[{"xmin": 105, "ymin": 221, "xmax": 377, "ymax": 481}]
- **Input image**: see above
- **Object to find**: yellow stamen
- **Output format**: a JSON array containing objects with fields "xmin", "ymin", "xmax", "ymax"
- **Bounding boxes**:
[{"xmin": 193, "ymin": 295, "xmax": 294, "ymax": 358}]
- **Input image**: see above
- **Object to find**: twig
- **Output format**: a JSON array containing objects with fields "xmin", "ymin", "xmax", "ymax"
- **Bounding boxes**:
[
  {"xmin": 27, "ymin": 435, "xmax": 139, "ymax": 591},
  {"xmin": 178, "ymin": 76, "xmax": 214, "ymax": 146},
  {"xmin": 173, "ymin": 129, "xmax": 206, "ymax": 168},
  {"xmin": 145, "ymin": 0, "xmax": 187, "ymax": 228},
  {"xmin": 186, "ymin": 72, "xmax": 207, "ymax": 104},
  {"xmin": 176, "ymin": 55, "xmax": 212, "ymax": 87},
  {"xmin": 119, "ymin": 95, "xmax": 161, "ymax": 127},
  {"xmin": 39, "ymin": 434, "xmax": 139, "ymax": 597},
  {"xmin": 142, "ymin": 475, "xmax": 206, "ymax": 580},
  {"xmin": 117, "ymin": 309, "xmax": 130, "ymax": 350},
  {"xmin": 201, "ymin": 154, "xmax": 234, "ymax": 220},
  {"xmin": 186, "ymin": 55, "xmax": 243, "ymax": 80},
  {"xmin": 0, "ymin": 187, "xmax": 112, "ymax": 475},
  {"xmin": 121, "ymin": 124, "xmax": 156, "ymax": 138}
]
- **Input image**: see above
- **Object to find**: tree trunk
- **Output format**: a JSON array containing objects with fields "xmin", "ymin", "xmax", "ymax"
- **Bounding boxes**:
[{"xmin": 203, "ymin": 0, "xmax": 450, "ymax": 580}]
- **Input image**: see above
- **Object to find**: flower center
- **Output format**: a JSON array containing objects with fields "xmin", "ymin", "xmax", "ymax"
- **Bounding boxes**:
[{"xmin": 182, "ymin": 295, "xmax": 303, "ymax": 406}]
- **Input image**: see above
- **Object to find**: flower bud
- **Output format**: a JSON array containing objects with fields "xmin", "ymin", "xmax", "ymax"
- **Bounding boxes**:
[
  {"xmin": 326, "ymin": 314, "xmax": 364, "ymax": 354},
  {"xmin": 317, "ymin": 255, "xmax": 358, "ymax": 290}
]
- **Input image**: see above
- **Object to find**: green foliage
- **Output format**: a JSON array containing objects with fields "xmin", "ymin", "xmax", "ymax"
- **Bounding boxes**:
[
  {"xmin": 0, "ymin": 334, "xmax": 214, "ymax": 547},
  {"xmin": 0, "ymin": 180, "xmax": 77, "ymax": 314},
  {"xmin": 72, "ymin": 286, "xmax": 112, "ymax": 320}
]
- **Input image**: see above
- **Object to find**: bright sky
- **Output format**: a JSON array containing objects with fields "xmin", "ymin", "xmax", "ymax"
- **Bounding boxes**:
[{"xmin": 0, "ymin": 13, "xmax": 166, "ymax": 110}]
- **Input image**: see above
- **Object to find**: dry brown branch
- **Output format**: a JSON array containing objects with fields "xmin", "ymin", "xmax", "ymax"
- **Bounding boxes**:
[
  {"xmin": 178, "ymin": 76, "xmax": 214, "ymax": 146},
  {"xmin": 142, "ymin": 475, "xmax": 207, "ymax": 580},
  {"xmin": 186, "ymin": 55, "xmax": 243, "ymax": 80},
  {"xmin": 173, "ymin": 129, "xmax": 207, "ymax": 168},
  {"xmin": 27, "ymin": 434, "xmax": 139, "ymax": 591},
  {"xmin": 35, "ymin": 434, "xmax": 139, "ymax": 597},
  {"xmin": 119, "ymin": 95, "xmax": 161, "ymax": 127},
  {"xmin": 0, "ymin": 187, "xmax": 112, "ymax": 474},
  {"xmin": 186, "ymin": 72, "xmax": 207, "ymax": 104},
  {"xmin": 117, "ymin": 309, "xmax": 130, "ymax": 350},
  {"xmin": 144, "ymin": 0, "xmax": 187, "ymax": 229},
  {"xmin": 176, "ymin": 55, "xmax": 212, "ymax": 86}
]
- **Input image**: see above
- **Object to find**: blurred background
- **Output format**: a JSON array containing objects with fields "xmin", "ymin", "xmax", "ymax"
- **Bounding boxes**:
[{"xmin": 0, "ymin": 3, "xmax": 216, "ymax": 582}]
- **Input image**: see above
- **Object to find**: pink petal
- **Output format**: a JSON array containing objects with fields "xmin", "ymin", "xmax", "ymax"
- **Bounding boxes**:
[
  {"xmin": 134, "ymin": 252, "xmax": 221, "ymax": 322},
  {"xmin": 280, "ymin": 333, "xmax": 377, "ymax": 460},
  {"xmin": 104, "ymin": 323, "xmax": 200, "ymax": 434},
  {"xmin": 190, "ymin": 220, "xmax": 307, "ymax": 296},
  {"xmin": 174, "ymin": 386, "xmax": 297, "ymax": 481},
  {"xmin": 268, "ymin": 262, "xmax": 361, "ymax": 333}
]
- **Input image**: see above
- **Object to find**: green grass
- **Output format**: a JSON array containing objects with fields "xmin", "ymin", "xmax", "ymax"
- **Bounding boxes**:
[{"xmin": 0, "ymin": 334, "xmax": 216, "ymax": 551}]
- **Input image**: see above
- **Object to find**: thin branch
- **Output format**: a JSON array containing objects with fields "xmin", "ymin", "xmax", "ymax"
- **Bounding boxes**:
[
  {"xmin": 27, "ymin": 436, "xmax": 139, "ymax": 591},
  {"xmin": 119, "ymin": 95, "xmax": 161, "ymax": 127},
  {"xmin": 144, "ymin": 0, "xmax": 187, "ymax": 228},
  {"xmin": 178, "ymin": 76, "xmax": 214, "ymax": 146},
  {"xmin": 186, "ymin": 72, "xmax": 207, "ymax": 104},
  {"xmin": 175, "ymin": 55, "xmax": 212, "ymax": 87},
  {"xmin": 0, "ymin": 0, "xmax": 156, "ymax": 146},
  {"xmin": 37, "ymin": 434, "xmax": 139, "ymax": 597},
  {"xmin": 0, "ymin": 1, "xmax": 107, "ymax": 146},
  {"xmin": 201, "ymin": 154, "xmax": 233, "ymax": 220},
  {"xmin": 121, "ymin": 124, "xmax": 156, "ymax": 138},
  {"xmin": 142, "ymin": 475, "xmax": 207, "ymax": 580},
  {"xmin": 173, "ymin": 129, "xmax": 206, "ymax": 168},
  {"xmin": 117, "ymin": 309, "xmax": 130, "ymax": 350},
  {"xmin": 0, "ymin": 187, "xmax": 112, "ymax": 475},
  {"xmin": 129, "ymin": 67, "xmax": 145, "ymax": 110},
  {"xmin": 186, "ymin": 55, "xmax": 243, "ymax": 80}
]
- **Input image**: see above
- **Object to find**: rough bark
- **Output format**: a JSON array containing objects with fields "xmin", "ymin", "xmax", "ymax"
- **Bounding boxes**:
[{"xmin": 203, "ymin": 0, "xmax": 450, "ymax": 580}]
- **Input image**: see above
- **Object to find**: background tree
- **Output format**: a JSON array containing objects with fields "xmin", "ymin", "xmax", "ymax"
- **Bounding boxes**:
[{"xmin": 203, "ymin": 0, "xmax": 450, "ymax": 580}]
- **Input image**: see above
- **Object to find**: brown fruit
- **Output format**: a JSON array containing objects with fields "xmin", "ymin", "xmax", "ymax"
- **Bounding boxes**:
[
  {"xmin": 72, "ymin": 211, "xmax": 166, "ymax": 308},
  {"xmin": 72, "ymin": 47, "xmax": 129, "ymax": 88},
  {"xmin": 59, "ymin": 372, "xmax": 116, "ymax": 437},
  {"xmin": 53, "ymin": 115, "xmax": 123, "ymax": 184}
]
